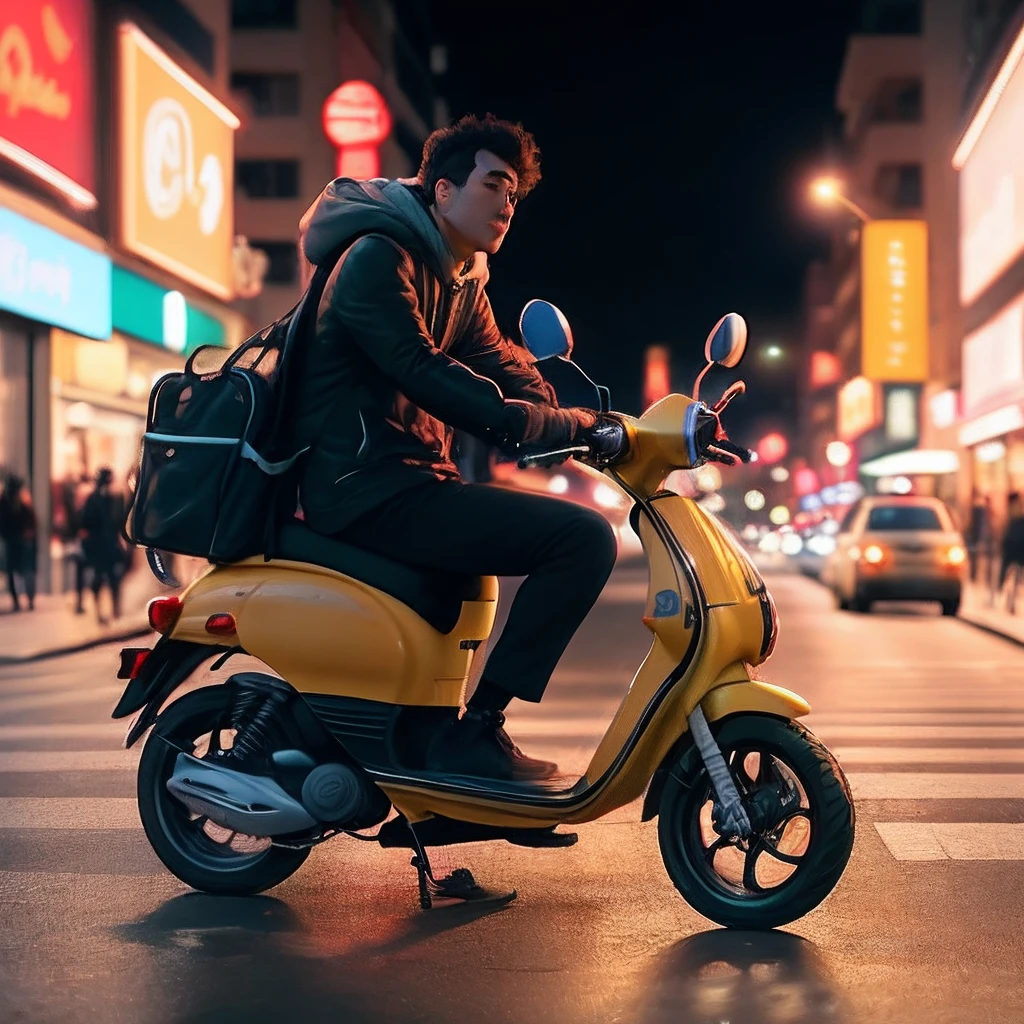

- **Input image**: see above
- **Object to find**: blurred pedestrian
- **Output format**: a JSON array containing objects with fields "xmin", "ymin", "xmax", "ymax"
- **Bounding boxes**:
[
  {"xmin": 57, "ymin": 473, "xmax": 91, "ymax": 614},
  {"xmin": 998, "ymin": 492, "xmax": 1024, "ymax": 614},
  {"xmin": 80, "ymin": 468, "xmax": 129, "ymax": 624},
  {"xmin": 0, "ymin": 474, "xmax": 38, "ymax": 612},
  {"xmin": 965, "ymin": 490, "xmax": 994, "ymax": 586}
]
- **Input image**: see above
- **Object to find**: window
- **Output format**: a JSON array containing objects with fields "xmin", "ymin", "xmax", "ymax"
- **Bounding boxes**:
[
  {"xmin": 236, "ymin": 160, "xmax": 300, "ymax": 198},
  {"xmin": 231, "ymin": 73, "xmax": 300, "ymax": 116},
  {"xmin": 866, "ymin": 505, "xmax": 943, "ymax": 531},
  {"xmin": 873, "ymin": 163, "xmax": 922, "ymax": 209},
  {"xmin": 871, "ymin": 78, "xmax": 922, "ymax": 122},
  {"xmin": 250, "ymin": 241, "xmax": 298, "ymax": 285},
  {"xmin": 231, "ymin": 0, "xmax": 297, "ymax": 29}
]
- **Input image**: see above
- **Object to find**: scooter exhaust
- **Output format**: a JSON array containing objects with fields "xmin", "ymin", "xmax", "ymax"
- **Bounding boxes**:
[{"xmin": 166, "ymin": 753, "xmax": 317, "ymax": 836}]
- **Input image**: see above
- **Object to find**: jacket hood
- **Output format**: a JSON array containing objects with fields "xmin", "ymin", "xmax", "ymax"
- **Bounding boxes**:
[{"xmin": 299, "ymin": 177, "xmax": 488, "ymax": 285}]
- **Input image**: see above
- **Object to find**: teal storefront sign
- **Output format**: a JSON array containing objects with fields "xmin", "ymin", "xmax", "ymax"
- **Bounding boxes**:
[
  {"xmin": 111, "ymin": 265, "xmax": 226, "ymax": 354},
  {"xmin": 0, "ymin": 207, "xmax": 111, "ymax": 339}
]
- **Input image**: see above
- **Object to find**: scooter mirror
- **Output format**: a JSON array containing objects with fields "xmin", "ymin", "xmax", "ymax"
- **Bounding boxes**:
[
  {"xmin": 519, "ymin": 299, "xmax": 574, "ymax": 360},
  {"xmin": 704, "ymin": 313, "xmax": 748, "ymax": 368}
]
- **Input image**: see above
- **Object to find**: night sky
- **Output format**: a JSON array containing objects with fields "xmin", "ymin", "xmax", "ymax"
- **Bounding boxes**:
[{"xmin": 432, "ymin": 1, "xmax": 860, "ymax": 436}]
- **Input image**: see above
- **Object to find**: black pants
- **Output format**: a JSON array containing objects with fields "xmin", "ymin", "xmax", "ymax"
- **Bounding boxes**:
[{"xmin": 338, "ymin": 480, "xmax": 619, "ymax": 703}]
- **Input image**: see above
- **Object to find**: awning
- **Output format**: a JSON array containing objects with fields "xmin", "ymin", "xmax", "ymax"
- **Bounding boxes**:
[{"xmin": 859, "ymin": 449, "xmax": 960, "ymax": 477}]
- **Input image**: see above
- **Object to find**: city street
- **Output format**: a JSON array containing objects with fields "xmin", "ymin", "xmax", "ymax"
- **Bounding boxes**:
[{"xmin": 0, "ymin": 563, "xmax": 1023, "ymax": 1023}]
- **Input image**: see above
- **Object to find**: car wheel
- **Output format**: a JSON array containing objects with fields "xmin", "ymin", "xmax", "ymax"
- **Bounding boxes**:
[
  {"xmin": 850, "ymin": 594, "xmax": 871, "ymax": 614},
  {"xmin": 941, "ymin": 599, "xmax": 960, "ymax": 617}
]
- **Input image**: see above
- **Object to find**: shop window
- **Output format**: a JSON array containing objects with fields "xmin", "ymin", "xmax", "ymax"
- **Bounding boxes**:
[
  {"xmin": 231, "ymin": 0, "xmax": 297, "ymax": 29},
  {"xmin": 250, "ymin": 241, "xmax": 298, "ymax": 285},
  {"xmin": 870, "ymin": 78, "xmax": 922, "ymax": 122},
  {"xmin": 236, "ymin": 160, "xmax": 300, "ymax": 199},
  {"xmin": 873, "ymin": 163, "xmax": 922, "ymax": 209},
  {"xmin": 231, "ymin": 73, "xmax": 300, "ymax": 116}
]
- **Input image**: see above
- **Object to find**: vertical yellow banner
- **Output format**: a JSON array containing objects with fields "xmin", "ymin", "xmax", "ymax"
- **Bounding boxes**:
[{"xmin": 861, "ymin": 220, "xmax": 928, "ymax": 382}]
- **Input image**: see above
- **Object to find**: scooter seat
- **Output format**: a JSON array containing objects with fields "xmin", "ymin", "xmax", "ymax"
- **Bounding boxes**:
[{"xmin": 274, "ymin": 521, "xmax": 482, "ymax": 634}]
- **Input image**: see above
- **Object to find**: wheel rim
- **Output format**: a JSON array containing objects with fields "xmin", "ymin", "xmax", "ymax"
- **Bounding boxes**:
[
  {"xmin": 685, "ymin": 745, "xmax": 814, "ymax": 901},
  {"xmin": 150, "ymin": 702, "xmax": 275, "ymax": 872}
]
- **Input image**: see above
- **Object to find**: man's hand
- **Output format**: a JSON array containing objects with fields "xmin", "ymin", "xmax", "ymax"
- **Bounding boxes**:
[{"xmin": 502, "ymin": 399, "xmax": 597, "ymax": 451}]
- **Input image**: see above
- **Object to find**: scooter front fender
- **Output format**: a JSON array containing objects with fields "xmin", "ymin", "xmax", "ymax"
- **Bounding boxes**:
[{"xmin": 639, "ymin": 679, "xmax": 811, "ymax": 822}]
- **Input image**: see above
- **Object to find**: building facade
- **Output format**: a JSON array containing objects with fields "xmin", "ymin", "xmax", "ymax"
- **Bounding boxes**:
[
  {"xmin": 0, "ymin": 0, "xmax": 249, "ymax": 594},
  {"xmin": 229, "ymin": 0, "xmax": 444, "ymax": 329}
]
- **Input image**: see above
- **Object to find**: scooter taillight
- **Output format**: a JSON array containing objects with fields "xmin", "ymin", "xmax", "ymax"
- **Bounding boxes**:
[{"xmin": 148, "ymin": 596, "xmax": 182, "ymax": 635}]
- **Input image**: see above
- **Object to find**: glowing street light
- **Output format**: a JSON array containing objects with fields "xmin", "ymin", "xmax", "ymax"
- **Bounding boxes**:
[
  {"xmin": 770, "ymin": 466, "xmax": 790, "ymax": 483},
  {"xmin": 809, "ymin": 176, "xmax": 872, "ymax": 223},
  {"xmin": 825, "ymin": 441, "xmax": 853, "ymax": 468},
  {"xmin": 744, "ymin": 489, "xmax": 766, "ymax": 511}
]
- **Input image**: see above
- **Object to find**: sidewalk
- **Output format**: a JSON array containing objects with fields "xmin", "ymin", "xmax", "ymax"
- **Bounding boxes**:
[
  {"xmin": 0, "ymin": 569, "xmax": 158, "ymax": 664},
  {"xmin": 959, "ymin": 578, "xmax": 1024, "ymax": 648}
]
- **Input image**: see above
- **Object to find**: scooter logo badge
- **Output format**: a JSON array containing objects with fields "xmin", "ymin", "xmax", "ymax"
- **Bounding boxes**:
[
  {"xmin": 654, "ymin": 589, "xmax": 681, "ymax": 617},
  {"xmin": 143, "ymin": 96, "xmax": 223, "ymax": 236}
]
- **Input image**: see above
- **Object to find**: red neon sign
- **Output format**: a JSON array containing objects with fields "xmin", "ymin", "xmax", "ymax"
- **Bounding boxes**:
[
  {"xmin": 322, "ymin": 80, "xmax": 391, "ymax": 180},
  {"xmin": 0, "ymin": 0, "xmax": 95, "ymax": 207}
]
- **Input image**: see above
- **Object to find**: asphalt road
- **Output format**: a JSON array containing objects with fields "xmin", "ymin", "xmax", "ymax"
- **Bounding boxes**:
[{"xmin": 1, "ymin": 565, "xmax": 1022, "ymax": 1023}]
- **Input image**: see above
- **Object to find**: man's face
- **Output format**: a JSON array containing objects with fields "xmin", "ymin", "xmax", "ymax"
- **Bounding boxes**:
[{"xmin": 435, "ymin": 149, "xmax": 519, "ymax": 256}]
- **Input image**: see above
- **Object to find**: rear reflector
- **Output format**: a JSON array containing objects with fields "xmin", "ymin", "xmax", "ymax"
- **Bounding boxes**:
[
  {"xmin": 117, "ymin": 647, "xmax": 152, "ymax": 680},
  {"xmin": 205, "ymin": 613, "xmax": 237, "ymax": 636},
  {"xmin": 148, "ymin": 596, "xmax": 182, "ymax": 634}
]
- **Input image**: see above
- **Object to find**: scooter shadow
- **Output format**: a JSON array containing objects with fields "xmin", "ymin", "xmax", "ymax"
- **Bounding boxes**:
[
  {"xmin": 635, "ymin": 928, "xmax": 847, "ymax": 1024},
  {"xmin": 112, "ymin": 891, "xmax": 516, "ymax": 1022}
]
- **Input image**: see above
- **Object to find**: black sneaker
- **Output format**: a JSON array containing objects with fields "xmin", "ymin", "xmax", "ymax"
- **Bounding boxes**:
[{"xmin": 426, "ymin": 708, "xmax": 560, "ymax": 783}]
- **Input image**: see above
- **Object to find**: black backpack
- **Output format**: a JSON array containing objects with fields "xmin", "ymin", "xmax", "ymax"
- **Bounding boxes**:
[{"xmin": 125, "ymin": 263, "xmax": 332, "ymax": 571}]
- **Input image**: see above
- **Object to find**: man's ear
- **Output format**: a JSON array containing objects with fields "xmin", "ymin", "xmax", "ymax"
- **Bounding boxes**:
[{"xmin": 434, "ymin": 178, "xmax": 452, "ymax": 207}]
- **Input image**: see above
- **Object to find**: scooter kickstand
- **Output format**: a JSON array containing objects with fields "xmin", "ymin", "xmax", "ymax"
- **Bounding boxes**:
[{"xmin": 407, "ymin": 824, "xmax": 517, "ymax": 911}]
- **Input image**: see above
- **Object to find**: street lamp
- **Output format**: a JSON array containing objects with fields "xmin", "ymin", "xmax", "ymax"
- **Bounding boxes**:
[{"xmin": 810, "ymin": 176, "xmax": 873, "ymax": 224}]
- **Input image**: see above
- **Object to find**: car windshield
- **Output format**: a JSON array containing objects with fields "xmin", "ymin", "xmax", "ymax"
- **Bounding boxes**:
[{"xmin": 866, "ymin": 505, "xmax": 943, "ymax": 531}]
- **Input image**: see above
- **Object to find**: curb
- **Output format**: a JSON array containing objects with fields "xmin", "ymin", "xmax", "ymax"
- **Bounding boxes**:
[{"xmin": 0, "ymin": 625, "xmax": 153, "ymax": 667}]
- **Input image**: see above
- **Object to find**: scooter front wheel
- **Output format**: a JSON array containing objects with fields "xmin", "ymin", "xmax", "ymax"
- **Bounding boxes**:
[{"xmin": 657, "ymin": 713, "xmax": 854, "ymax": 929}]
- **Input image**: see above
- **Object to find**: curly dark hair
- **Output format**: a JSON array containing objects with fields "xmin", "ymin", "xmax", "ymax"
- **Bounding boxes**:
[{"xmin": 418, "ymin": 113, "xmax": 541, "ymax": 205}]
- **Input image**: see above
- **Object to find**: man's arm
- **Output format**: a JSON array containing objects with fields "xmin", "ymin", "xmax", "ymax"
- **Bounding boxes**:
[
  {"xmin": 451, "ymin": 289, "xmax": 557, "ymax": 405},
  {"xmin": 323, "ymin": 236, "xmax": 513, "ymax": 440}
]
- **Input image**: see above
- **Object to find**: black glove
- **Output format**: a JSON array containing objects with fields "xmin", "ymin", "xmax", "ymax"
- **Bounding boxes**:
[
  {"xmin": 581, "ymin": 416, "xmax": 629, "ymax": 466},
  {"xmin": 501, "ymin": 399, "xmax": 597, "ymax": 454}
]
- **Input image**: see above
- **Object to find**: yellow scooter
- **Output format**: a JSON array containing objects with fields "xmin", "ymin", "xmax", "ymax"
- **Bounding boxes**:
[{"xmin": 112, "ymin": 308, "xmax": 854, "ymax": 929}]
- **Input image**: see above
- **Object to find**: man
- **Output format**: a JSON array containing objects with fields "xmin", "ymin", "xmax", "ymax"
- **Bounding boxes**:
[
  {"xmin": 291, "ymin": 114, "xmax": 624, "ymax": 785},
  {"xmin": 80, "ymin": 468, "xmax": 129, "ymax": 624}
]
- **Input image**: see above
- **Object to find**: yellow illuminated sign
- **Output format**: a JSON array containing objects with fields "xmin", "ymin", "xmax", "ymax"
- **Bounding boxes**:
[
  {"xmin": 118, "ymin": 23, "xmax": 239, "ymax": 299},
  {"xmin": 838, "ymin": 375, "xmax": 879, "ymax": 440},
  {"xmin": 861, "ymin": 220, "xmax": 928, "ymax": 382}
]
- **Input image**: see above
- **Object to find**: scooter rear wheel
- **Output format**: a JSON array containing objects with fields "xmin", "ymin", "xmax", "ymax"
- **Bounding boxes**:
[
  {"xmin": 657, "ymin": 713, "xmax": 854, "ymax": 929},
  {"xmin": 137, "ymin": 686, "xmax": 311, "ymax": 895}
]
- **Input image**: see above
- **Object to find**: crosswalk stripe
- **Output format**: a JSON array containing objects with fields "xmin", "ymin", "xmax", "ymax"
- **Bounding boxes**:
[
  {"xmin": 874, "ymin": 822, "xmax": 1024, "ymax": 860},
  {"xmin": 0, "ymin": 798, "xmax": 140, "ymax": 829},
  {"xmin": 813, "ymin": 725, "xmax": 1024, "ymax": 740},
  {"xmin": 850, "ymin": 773, "xmax": 1024, "ymax": 799},
  {"xmin": 0, "ymin": 724, "xmax": 127, "ymax": 740},
  {"xmin": 0, "ymin": 687, "xmax": 121, "ymax": 714},
  {"xmin": 0, "ymin": 751, "xmax": 140, "ymax": 771},
  {"xmin": 834, "ymin": 746, "xmax": 1024, "ymax": 764}
]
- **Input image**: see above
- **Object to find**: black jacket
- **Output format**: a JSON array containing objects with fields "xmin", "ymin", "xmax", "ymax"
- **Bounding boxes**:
[{"xmin": 290, "ymin": 177, "xmax": 592, "ymax": 533}]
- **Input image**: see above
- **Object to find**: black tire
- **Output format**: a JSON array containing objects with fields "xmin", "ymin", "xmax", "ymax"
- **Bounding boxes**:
[
  {"xmin": 658, "ymin": 713, "xmax": 855, "ymax": 930},
  {"xmin": 137, "ymin": 686, "xmax": 310, "ymax": 896},
  {"xmin": 835, "ymin": 589, "xmax": 850, "ymax": 612},
  {"xmin": 849, "ymin": 593, "xmax": 871, "ymax": 613},
  {"xmin": 941, "ymin": 599, "xmax": 960, "ymax": 617}
]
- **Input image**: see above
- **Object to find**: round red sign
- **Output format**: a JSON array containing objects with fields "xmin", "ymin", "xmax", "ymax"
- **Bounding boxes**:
[{"xmin": 322, "ymin": 81, "xmax": 392, "ymax": 148}]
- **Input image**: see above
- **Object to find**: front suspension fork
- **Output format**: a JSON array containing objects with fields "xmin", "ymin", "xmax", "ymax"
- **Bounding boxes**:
[{"xmin": 687, "ymin": 705, "xmax": 753, "ymax": 838}]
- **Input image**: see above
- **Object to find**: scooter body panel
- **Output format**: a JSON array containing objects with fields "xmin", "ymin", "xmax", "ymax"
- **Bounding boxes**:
[{"xmin": 169, "ymin": 562, "xmax": 499, "ymax": 707}]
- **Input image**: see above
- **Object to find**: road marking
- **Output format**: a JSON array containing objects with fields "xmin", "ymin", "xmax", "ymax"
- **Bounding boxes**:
[
  {"xmin": 875, "ymin": 822, "xmax": 1024, "ymax": 860},
  {"xmin": 834, "ymin": 746, "xmax": 1024, "ymax": 764},
  {"xmin": 813, "ymin": 725, "xmax": 1024, "ymax": 740},
  {"xmin": 0, "ymin": 751, "xmax": 140, "ymax": 772},
  {"xmin": 850, "ymin": 773, "xmax": 1024, "ymax": 799},
  {"xmin": 0, "ymin": 798, "xmax": 140, "ymax": 829},
  {"xmin": 0, "ymin": 724, "xmax": 127, "ymax": 741},
  {"xmin": 0, "ymin": 686, "xmax": 120, "ymax": 714}
]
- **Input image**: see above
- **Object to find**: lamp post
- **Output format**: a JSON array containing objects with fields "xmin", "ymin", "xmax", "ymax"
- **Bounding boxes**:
[{"xmin": 810, "ymin": 177, "xmax": 873, "ymax": 224}]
